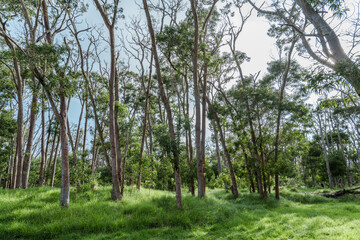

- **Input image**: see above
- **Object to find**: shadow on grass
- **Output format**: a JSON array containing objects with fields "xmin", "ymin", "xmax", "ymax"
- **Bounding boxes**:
[{"xmin": 0, "ymin": 187, "xmax": 360, "ymax": 239}]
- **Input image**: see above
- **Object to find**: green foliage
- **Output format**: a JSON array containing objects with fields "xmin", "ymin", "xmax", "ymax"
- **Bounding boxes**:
[{"xmin": 0, "ymin": 110, "xmax": 16, "ymax": 177}]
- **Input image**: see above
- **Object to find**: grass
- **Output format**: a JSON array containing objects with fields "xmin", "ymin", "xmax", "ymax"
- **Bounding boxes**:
[{"xmin": 0, "ymin": 186, "xmax": 359, "ymax": 239}]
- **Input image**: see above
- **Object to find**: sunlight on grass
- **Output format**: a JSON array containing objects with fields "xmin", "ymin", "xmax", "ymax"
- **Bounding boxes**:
[{"xmin": 0, "ymin": 186, "xmax": 359, "ymax": 239}]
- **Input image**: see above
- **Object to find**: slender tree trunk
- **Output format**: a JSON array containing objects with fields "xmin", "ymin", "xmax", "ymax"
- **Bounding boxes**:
[
  {"xmin": 75, "ymin": 100, "xmax": 85, "ymax": 152},
  {"xmin": 242, "ymin": 148, "xmax": 255, "ymax": 193},
  {"xmin": 59, "ymin": 86, "xmax": 70, "ymax": 206},
  {"xmin": 45, "ymin": 131, "xmax": 58, "ymax": 184},
  {"xmin": 274, "ymin": 39, "xmax": 296, "ymax": 199},
  {"xmin": 3, "ymin": 153, "xmax": 12, "ymax": 189},
  {"xmin": 83, "ymin": 99, "xmax": 88, "ymax": 157},
  {"xmin": 15, "ymin": 59, "xmax": 24, "ymax": 189},
  {"xmin": 137, "ymin": 53, "xmax": 153, "ymax": 190},
  {"xmin": 318, "ymin": 113, "xmax": 334, "ymax": 188},
  {"xmin": 190, "ymin": 0, "xmax": 205, "ymax": 199},
  {"xmin": 22, "ymin": 84, "xmax": 39, "ymax": 188},
  {"xmin": 143, "ymin": 0, "xmax": 182, "ymax": 208},
  {"xmin": 200, "ymin": 57, "xmax": 207, "ymax": 196},
  {"xmin": 334, "ymin": 115, "xmax": 352, "ymax": 187},
  {"xmin": 185, "ymin": 78, "xmax": 195, "ymax": 196},
  {"xmin": 93, "ymin": 0, "xmax": 122, "ymax": 200},
  {"xmin": 50, "ymin": 134, "xmax": 60, "ymax": 187},
  {"xmin": 91, "ymin": 123, "xmax": 98, "ymax": 174},
  {"xmin": 114, "ymin": 68, "xmax": 123, "ymax": 190},
  {"xmin": 212, "ymin": 120, "xmax": 222, "ymax": 175},
  {"xmin": 109, "ymin": 30, "xmax": 121, "ymax": 200},
  {"xmin": 39, "ymin": 99, "xmax": 46, "ymax": 186}
]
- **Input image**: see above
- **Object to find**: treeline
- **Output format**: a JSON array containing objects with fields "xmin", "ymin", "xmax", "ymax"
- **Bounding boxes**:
[{"xmin": 0, "ymin": 0, "xmax": 360, "ymax": 207}]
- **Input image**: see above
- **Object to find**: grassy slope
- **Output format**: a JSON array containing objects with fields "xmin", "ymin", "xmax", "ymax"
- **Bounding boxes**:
[{"xmin": 0, "ymin": 186, "xmax": 359, "ymax": 240}]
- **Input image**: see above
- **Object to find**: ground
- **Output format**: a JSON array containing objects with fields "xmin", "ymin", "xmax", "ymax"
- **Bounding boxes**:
[{"xmin": 0, "ymin": 186, "xmax": 359, "ymax": 239}]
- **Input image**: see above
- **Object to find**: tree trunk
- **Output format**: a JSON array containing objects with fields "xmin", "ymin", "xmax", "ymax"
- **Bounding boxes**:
[
  {"xmin": 190, "ymin": 0, "xmax": 205, "ymax": 199},
  {"xmin": 3, "ymin": 153, "xmax": 12, "ymax": 189},
  {"xmin": 91, "ymin": 123, "xmax": 98, "ymax": 174},
  {"xmin": 295, "ymin": 0, "xmax": 360, "ymax": 95},
  {"xmin": 212, "ymin": 120, "xmax": 222, "ymax": 175},
  {"xmin": 50, "ymin": 134, "xmax": 60, "ymax": 187},
  {"xmin": 83, "ymin": 99, "xmax": 88, "ymax": 157},
  {"xmin": 274, "ymin": 39, "xmax": 296, "ymax": 200},
  {"xmin": 22, "ymin": 84, "xmax": 39, "ymax": 188},
  {"xmin": 334, "ymin": 115, "xmax": 352, "ymax": 187},
  {"xmin": 137, "ymin": 52, "xmax": 153, "ymax": 190},
  {"xmin": 143, "ymin": 0, "xmax": 182, "ymax": 208},
  {"xmin": 59, "ymin": 86, "xmax": 70, "ymax": 206},
  {"xmin": 14, "ymin": 58, "xmax": 24, "ymax": 189},
  {"xmin": 318, "ymin": 113, "xmax": 334, "ymax": 188},
  {"xmin": 45, "ymin": 131, "xmax": 58, "ymax": 184},
  {"xmin": 93, "ymin": 0, "xmax": 121, "ymax": 200},
  {"xmin": 39, "ymin": 99, "xmax": 46, "ymax": 186}
]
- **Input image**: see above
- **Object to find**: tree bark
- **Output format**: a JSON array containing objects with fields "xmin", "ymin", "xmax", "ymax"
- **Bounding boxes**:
[
  {"xmin": 22, "ymin": 83, "xmax": 39, "ymax": 188},
  {"xmin": 190, "ymin": 0, "xmax": 206, "ymax": 199},
  {"xmin": 50, "ymin": 134, "xmax": 60, "ymax": 187},
  {"xmin": 334, "ymin": 114, "xmax": 352, "ymax": 187},
  {"xmin": 295, "ymin": 0, "xmax": 360, "ymax": 95},
  {"xmin": 94, "ymin": 0, "xmax": 121, "ymax": 200},
  {"xmin": 137, "ymin": 53, "xmax": 153, "ymax": 190},
  {"xmin": 39, "ymin": 99, "xmax": 46, "ymax": 186},
  {"xmin": 318, "ymin": 113, "xmax": 334, "ymax": 188},
  {"xmin": 59, "ymin": 85, "xmax": 70, "ymax": 206},
  {"xmin": 143, "ymin": 0, "xmax": 182, "ymax": 208},
  {"xmin": 14, "ymin": 58, "xmax": 24, "ymax": 189},
  {"xmin": 274, "ymin": 39, "xmax": 296, "ymax": 200}
]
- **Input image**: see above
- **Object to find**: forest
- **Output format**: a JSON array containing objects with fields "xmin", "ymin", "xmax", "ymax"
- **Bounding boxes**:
[{"xmin": 0, "ymin": 0, "xmax": 360, "ymax": 239}]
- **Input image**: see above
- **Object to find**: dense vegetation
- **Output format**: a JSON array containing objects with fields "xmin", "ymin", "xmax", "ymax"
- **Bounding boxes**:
[{"xmin": 0, "ymin": 0, "xmax": 360, "ymax": 238}]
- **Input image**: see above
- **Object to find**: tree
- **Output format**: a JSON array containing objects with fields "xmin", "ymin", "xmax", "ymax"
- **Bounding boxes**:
[
  {"xmin": 93, "ymin": 0, "xmax": 123, "ymax": 200},
  {"xmin": 142, "ymin": 0, "xmax": 183, "ymax": 208},
  {"xmin": 248, "ymin": 0, "xmax": 360, "ymax": 95}
]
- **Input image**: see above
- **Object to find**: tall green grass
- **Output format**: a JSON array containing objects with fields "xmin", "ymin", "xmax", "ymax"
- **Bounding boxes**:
[{"xmin": 0, "ymin": 186, "xmax": 359, "ymax": 239}]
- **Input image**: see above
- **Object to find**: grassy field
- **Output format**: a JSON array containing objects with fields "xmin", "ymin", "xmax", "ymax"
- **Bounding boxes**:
[{"xmin": 0, "ymin": 186, "xmax": 359, "ymax": 240}]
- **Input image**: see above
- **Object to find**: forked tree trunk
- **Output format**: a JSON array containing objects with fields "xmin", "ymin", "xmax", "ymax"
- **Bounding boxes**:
[{"xmin": 94, "ymin": 0, "xmax": 121, "ymax": 200}]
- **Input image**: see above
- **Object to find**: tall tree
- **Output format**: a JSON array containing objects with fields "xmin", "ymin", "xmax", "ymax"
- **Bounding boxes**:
[
  {"xmin": 142, "ymin": 0, "xmax": 183, "ymax": 208},
  {"xmin": 94, "ymin": 0, "xmax": 123, "ymax": 200}
]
